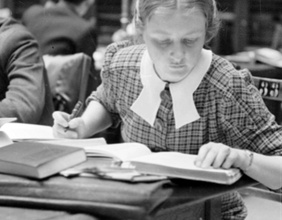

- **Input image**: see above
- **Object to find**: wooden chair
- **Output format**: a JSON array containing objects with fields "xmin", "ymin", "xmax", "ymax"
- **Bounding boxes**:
[{"xmin": 43, "ymin": 53, "xmax": 101, "ymax": 114}]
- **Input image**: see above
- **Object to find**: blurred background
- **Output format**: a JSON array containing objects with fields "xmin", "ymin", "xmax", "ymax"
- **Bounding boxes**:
[
  {"xmin": 2, "ymin": 0, "xmax": 282, "ymax": 129},
  {"xmin": 1, "ymin": 0, "xmax": 282, "ymax": 123},
  {"xmin": 0, "ymin": 0, "xmax": 281, "ymax": 53}
]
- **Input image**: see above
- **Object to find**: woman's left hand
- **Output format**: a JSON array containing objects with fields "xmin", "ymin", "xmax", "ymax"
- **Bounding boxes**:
[{"xmin": 194, "ymin": 142, "xmax": 247, "ymax": 170}]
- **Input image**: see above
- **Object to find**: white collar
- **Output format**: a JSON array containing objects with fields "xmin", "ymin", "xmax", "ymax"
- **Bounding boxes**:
[{"xmin": 130, "ymin": 48, "xmax": 212, "ymax": 129}]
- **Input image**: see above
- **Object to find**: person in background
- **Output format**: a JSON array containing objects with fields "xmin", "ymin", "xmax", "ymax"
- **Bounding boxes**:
[
  {"xmin": 111, "ymin": 0, "xmax": 136, "ymax": 43},
  {"xmin": 22, "ymin": 0, "xmax": 97, "ymax": 58},
  {"xmin": 44, "ymin": 0, "xmax": 59, "ymax": 8},
  {"xmin": 52, "ymin": 0, "xmax": 282, "ymax": 219},
  {"xmin": 0, "ymin": 17, "xmax": 53, "ymax": 125}
]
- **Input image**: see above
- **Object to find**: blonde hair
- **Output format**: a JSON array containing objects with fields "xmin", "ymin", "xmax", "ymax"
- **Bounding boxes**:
[{"xmin": 133, "ymin": 0, "xmax": 220, "ymax": 45}]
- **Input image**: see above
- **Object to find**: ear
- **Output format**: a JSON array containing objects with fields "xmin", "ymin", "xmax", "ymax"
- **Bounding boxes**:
[{"xmin": 135, "ymin": 27, "xmax": 145, "ymax": 44}]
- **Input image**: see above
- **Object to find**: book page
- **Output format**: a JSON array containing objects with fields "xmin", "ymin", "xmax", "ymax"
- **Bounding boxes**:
[
  {"xmin": 0, "ymin": 118, "xmax": 17, "ymax": 128},
  {"xmin": 40, "ymin": 138, "xmax": 107, "ymax": 150},
  {"xmin": 0, "ymin": 122, "xmax": 55, "ymax": 140},
  {"xmin": 0, "ymin": 131, "xmax": 13, "ymax": 148},
  {"xmin": 130, "ymin": 151, "xmax": 199, "ymax": 169},
  {"xmin": 130, "ymin": 151, "xmax": 239, "ymax": 173},
  {"xmin": 86, "ymin": 143, "xmax": 152, "ymax": 161}
]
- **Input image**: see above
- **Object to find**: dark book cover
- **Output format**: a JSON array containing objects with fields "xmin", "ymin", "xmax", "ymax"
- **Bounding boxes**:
[{"xmin": 0, "ymin": 142, "xmax": 86, "ymax": 179}]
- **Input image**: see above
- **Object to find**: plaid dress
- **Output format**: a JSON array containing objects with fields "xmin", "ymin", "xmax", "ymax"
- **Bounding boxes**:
[{"xmin": 88, "ymin": 41, "xmax": 282, "ymax": 220}]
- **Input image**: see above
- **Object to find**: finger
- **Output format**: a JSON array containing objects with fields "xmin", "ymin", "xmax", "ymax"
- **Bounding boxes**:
[
  {"xmin": 52, "ymin": 116, "xmax": 79, "ymax": 139},
  {"xmin": 52, "ymin": 111, "xmax": 69, "ymax": 121},
  {"xmin": 200, "ymin": 147, "xmax": 217, "ymax": 168},
  {"xmin": 53, "ymin": 123, "xmax": 78, "ymax": 139},
  {"xmin": 212, "ymin": 147, "xmax": 231, "ymax": 168},
  {"xmin": 68, "ymin": 117, "xmax": 82, "ymax": 130},
  {"xmin": 52, "ymin": 111, "xmax": 70, "ymax": 128},
  {"xmin": 62, "ymin": 129, "xmax": 79, "ymax": 139},
  {"xmin": 52, "ymin": 123, "xmax": 68, "ymax": 138},
  {"xmin": 195, "ymin": 144, "xmax": 212, "ymax": 167},
  {"xmin": 222, "ymin": 150, "xmax": 237, "ymax": 169}
]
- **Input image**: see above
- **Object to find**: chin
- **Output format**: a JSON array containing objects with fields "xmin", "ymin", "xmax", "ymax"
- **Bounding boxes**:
[{"xmin": 163, "ymin": 69, "xmax": 189, "ymax": 83}]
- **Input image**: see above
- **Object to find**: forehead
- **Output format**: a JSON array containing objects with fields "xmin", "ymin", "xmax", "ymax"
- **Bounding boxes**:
[
  {"xmin": 144, "ymin": 9, "xmax": 206, "ymax": 36},
  {"xmin": 143, "ymin": 2, "xmax": 205, "ymax": 20}
]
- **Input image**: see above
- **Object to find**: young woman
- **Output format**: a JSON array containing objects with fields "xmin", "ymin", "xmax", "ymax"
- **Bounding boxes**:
[{"xmin": 53, "ymin": 0, "xmax": 282, "ymax": 219}]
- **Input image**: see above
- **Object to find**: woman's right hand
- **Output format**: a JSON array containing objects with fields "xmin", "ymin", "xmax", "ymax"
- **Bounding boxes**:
[{"xmin": 52, "ymin": 111, "xmax": 86, "ymax": 139}]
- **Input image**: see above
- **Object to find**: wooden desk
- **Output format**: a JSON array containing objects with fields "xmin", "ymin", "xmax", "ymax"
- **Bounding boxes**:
[
  {"xmin": 155, "ymin": 177, "xmax": 255, "ymax": 220},
  {"xmin": 0, "ymin": 159, "xmax": 256, "ymax": 220},
  {"xmin": 0, "ymin": 207, "xmax": 98, "ymax": 220}
]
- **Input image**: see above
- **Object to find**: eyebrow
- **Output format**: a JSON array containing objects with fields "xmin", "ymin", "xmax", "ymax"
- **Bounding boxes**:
[
  {"xmin": 149, "ymin": 31, "xmax": 203, "ymax": 39},
  {"xmin": 148, "ymin": 26, "xmax": 205, "ymax": 36}
]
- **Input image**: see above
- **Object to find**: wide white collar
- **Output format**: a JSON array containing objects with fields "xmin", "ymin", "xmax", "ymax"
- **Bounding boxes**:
[{"xmin": 130, "ymin": 48, "xmax": 212, "ymax": 129}]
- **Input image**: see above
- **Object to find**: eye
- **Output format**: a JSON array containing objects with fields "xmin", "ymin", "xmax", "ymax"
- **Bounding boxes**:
[
  {"xmin": 157, "ymin": 39, "xmax": 172, "ymax": 47},
  {"xmin": 182, "ymin": 38, "xmax": 196, "ymax": 46}
]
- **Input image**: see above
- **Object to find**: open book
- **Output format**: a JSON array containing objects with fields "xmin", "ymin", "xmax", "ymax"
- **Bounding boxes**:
[
  {"xmin": 0, "ymin": 121, "xmax": 55, "ymax": 141},
  {"xmin": 0, "ymin": 118, "xmax": 107, "ymax": 150},
  {"xmin": 40, "ymin": 138, "xmax": 107, "ymax": 153},
  {"xmin": 0, "ymin": 118, "xmax": 55, "ymax": 141},
  {"xmin": 75, "ymin": 142, "xmax": 242, "ymax": 185}
]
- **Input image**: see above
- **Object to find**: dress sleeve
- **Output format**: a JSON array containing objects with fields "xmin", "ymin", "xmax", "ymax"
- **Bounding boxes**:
[
  {"xmin": 0, "ymin": 21, "xmax": 46, "ymax": 123},
  {"xmin": 220, "ymin": 68, "xmax": 282, "ymax": 156},
  {"xmin": 86, "ymin": 41, "xmax": 132, "ymax": 127}
]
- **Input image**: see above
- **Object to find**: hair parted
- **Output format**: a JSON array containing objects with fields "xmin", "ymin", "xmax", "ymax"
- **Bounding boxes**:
[{"xmin": 133, "ymin": 0, "xmax": 220, "ymax": 45}]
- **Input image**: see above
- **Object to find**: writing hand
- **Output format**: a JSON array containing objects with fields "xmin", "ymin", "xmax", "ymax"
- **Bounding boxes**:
[
  {"xmin": 64, "ymin": 101, "xmax": 83, "ymax": 132},
  {"xmin": 52, "ymin": 111, "xmax": 85, "ymax": 139}
]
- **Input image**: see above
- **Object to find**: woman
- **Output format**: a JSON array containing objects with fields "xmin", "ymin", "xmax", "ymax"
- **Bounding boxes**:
[{"xmin": 53, "ymin": 0, "xmax": 282, "ymax": 219}]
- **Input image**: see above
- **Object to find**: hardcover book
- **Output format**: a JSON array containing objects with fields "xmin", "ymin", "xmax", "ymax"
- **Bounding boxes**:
[{"xmin": 0, "ymin": 142, "xmax": 86, "ymax": 179}]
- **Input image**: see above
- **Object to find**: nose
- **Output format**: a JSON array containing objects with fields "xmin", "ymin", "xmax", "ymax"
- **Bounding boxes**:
[{"xmin": 170, "ymin": 43, "xmax": 185, "ymax": 63}]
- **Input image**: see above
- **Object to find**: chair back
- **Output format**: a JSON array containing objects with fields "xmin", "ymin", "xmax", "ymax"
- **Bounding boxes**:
[
  {"xmin": 38, "ymin": 67, "xmax": 54, "ymax": 126},
  {"xmin": 43, "ymin": 53, "xmax": 99, "ymax": 114}
]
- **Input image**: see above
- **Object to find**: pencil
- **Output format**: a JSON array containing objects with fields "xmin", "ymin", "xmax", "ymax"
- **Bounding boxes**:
[{"xmin": 64, "ymin": 101, "xmax": 83, "ymax": 132}]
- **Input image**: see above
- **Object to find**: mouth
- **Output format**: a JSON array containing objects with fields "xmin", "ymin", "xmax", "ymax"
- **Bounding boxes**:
[{"xmin": 169, "ymin": 64, "xmax": 186, "ymax": 70}]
